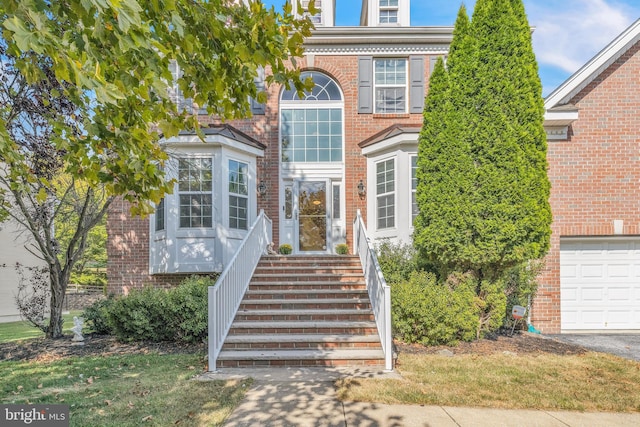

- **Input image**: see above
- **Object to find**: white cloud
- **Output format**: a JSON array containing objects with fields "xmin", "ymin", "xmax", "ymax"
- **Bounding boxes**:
[{"xmin": 527, "ymin": 0, "xmax": 638, "ymax": 73}]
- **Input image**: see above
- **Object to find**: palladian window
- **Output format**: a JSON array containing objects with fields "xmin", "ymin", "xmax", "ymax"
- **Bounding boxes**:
[{"xmin": 280, "ymin": 72, "xmax": 344, "ymax": 163}]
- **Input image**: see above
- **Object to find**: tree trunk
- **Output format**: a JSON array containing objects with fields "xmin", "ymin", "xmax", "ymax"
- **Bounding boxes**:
[{"xmin": 46, "ymin": 266, "xmax": 69, "ymax": 339}]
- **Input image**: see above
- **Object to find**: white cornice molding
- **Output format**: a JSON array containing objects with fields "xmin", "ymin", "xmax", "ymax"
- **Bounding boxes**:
[
  {"xmin": 304, "ymin": 27, "xmax": 453, "ymax": 56},
  {"xmin": 305, "ymin": 45, "xmax": 450, "ymax": 55},
  {"xmin": 544, "ymin": 18, "xmax": 640, "ymax": 109}
]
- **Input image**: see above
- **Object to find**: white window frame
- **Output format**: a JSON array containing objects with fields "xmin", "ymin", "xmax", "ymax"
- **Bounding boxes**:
[
  {"xmin": 411, "ymin": 155, "xmax": 418, "ymax": 225},
  {"xmin": 178, "ymin": 157, "xmax": 213, "ymax": 229},
  {"xmin": 376, "ymin": 158, "xmax": 396, "ymax": 230},
  {"xmin": 155, "ymin": 197, "xmax": 165, "ymax": 232},
  {"xmin": 228, "ymin": 159, "xmax": 249, "ymax": 230},
  {"xmin": 379, "ymin": 0, "xmax": 399, "ymax": 24},
  {"xmin": 374, "ymin": 58, "xmax": 408, "ymax": 114},
  {"xmin": 301, "ymin": 0, "xmax": 322, "ymax": 25}
]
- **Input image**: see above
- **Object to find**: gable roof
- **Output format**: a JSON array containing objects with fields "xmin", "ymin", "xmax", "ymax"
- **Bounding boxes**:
[{"xmin": 545, "ymin": 18, "xmax": 640, "ymax": 109}]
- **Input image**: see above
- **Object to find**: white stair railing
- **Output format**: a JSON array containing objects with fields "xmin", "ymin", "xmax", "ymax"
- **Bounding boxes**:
[
  {"xmin": 353, "ymin": 209, "xmax": 393, "ymax": 370},
  {"xmin": 208, "ymin": 209, "xmax": 272, "ymax": 371}
]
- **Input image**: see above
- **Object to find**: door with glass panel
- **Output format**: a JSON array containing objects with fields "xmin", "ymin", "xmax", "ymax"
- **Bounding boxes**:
[{"xmin": 296, "ymin": 180, "xmax": 329, "ymax": 252}]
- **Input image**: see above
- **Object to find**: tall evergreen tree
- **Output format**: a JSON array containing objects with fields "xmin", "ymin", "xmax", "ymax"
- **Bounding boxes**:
[{"xmin": 414, "ymin": 0, "xmax": 551, "ymax": 331}]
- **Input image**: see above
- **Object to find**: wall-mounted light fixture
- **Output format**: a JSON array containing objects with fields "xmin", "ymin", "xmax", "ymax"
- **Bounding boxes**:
[
  {"xmin": 258, "ymin": 180, "xmax": 267, "ymax": 197},
  {"xmin": 357, "ymin": 180, "xmax": 366, "ymax": 197}
]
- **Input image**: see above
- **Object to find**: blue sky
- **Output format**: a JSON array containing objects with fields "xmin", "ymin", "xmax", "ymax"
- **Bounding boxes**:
[{"xmin": 263, "ymin": 0, "xmax": 640, "ymax": 96}]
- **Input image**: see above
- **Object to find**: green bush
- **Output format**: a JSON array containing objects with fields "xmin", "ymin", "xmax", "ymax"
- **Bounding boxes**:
[
  {"xmin": 376, "ymin": 240, "xmax": 419, "ymax": 285},
  {"xmin": 106, "ymin": 286, "xmax": 173, "ymax": 342},
  {"xmin": 166, "ymin": 276, "xmax": 210, "ymax": 343},
  {"xmin": 391, "ymin": 271, "xmax": 479, "ymax": 346},
  {"xmin": 86, "ymin": 275, "xmax": 215, "ymax": 343},
  {"xmin": 279, "ymin": 244, "xmax": 292, "ymax": 255},
  {"xmin": 335, "ymin": 243, "xmax": 349, "ymax": 255},
  {"xmin": 83, "ymin": 295, "xmax": 116, "ymax": 334}
]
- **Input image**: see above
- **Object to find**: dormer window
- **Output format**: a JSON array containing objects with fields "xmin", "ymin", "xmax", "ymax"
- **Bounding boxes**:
[
  {"xmin": 302, "ymin": 0, "xmax": 322, "ymax": 25},
  {"xmin": 379, "ymin": 0, "xmax": 398, "ymax": 24}
]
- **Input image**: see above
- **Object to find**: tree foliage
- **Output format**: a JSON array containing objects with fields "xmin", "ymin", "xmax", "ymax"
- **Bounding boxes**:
[
  {"xmin": 414, "ymin": 0, "xmax": 550, "ymax": 334},
  {"xmin": 1, "ymin": 0, "xmax": 314, "ymax": 214},
  {"xmin": 415, "ymin": 0, "xmax": 551, "ymax": 282},
  {"xmin": 0, "ymin": 0, "xmax": 314, "ymax": 338}
]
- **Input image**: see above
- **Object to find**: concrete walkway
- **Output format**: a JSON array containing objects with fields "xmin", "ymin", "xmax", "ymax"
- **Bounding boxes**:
[{"xmin": 198, "ymin": 367, "xmax": 640, "ymax": 427}]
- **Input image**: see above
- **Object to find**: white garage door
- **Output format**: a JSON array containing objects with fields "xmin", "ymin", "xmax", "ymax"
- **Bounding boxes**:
[{"xmin": 560, "ymin": 238, "xmax": 640, "ymax": 331}]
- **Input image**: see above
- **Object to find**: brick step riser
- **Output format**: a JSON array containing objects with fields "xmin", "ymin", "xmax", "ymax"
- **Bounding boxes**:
[
  {"xmin": 221, "ymin": 342, "xmax": 382, "ymax": 350},
  {"xmin": 256, "ymin": 265, "xmax": 361, "ymax": 270},
  {"xmin": 239, "ymin": 302, "xmax": 371, "ymax": 310},
  {"xmin": 218, "ymin": 359, "xmax": 385, "ymax": 368},
  {"xmin": 260, "ymin": 256, "xmax": 359, "ymax": 262},
  {"xmin": 254, "ymin": 267, "xmax": 362, "ymax": 277},
  {"xmin": 248, "ymin": 284, "xmax": 366, "ymax": 291},
  {"xmin": 243, "ymin": 291, "xmax": 367, "ymax": 304},
  {"xmin": 228, "ymin": 327, "xmax": 379, "ymax": 335},
  {"xmin": 251, "ymin": 276, "xmax": 364, "ymax": 283},
  {"xmin": 233, "ymin": 313, "xmax": 376, "ymax": 322}
]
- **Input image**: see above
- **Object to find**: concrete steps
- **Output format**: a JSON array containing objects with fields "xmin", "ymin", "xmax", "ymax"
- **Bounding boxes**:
[{"xmin": 217, "ymin": 255, "xmax": 385, "ymax": 368}]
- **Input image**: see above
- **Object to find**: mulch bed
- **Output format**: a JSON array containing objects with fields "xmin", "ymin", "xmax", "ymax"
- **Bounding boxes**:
[
  {"xmin": 0, "ymin": 331, "xmax": 587, "ymax": 363},
  {"xmin": 396, "ymin": 331, "xmax": 588, "ymax": 357},
  {"xmin": 0, "ymin": 334, "xmax": 205, "ymax": 363}
]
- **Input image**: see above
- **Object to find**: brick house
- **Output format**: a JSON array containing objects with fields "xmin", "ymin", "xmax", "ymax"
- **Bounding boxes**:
[
  {"xmin": 107, "ymin": 0, "xmax": 447, "ymax": 292},
  {"xmin": 106, "ymin": 1, "xmax": 640, "ymax": 336},
  {"xmin": 535, "ymin": 18, "xmax": 640, "ymax": 333}
]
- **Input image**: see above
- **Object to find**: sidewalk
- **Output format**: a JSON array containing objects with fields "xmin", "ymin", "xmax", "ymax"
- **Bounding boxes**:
[{"xmin": 199, "ymin": 367, "xmax": 640, "ymax": 426}]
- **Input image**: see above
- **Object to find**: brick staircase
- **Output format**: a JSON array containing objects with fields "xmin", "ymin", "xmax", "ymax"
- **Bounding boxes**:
[{"xmin": 217, "ymin": 255, "xmax": 385, "ymax": 367}]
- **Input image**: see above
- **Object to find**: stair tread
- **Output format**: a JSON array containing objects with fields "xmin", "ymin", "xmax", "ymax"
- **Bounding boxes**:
[
  {"xmin": 218, "ymin": 348, "xmax": 385, "ymax": 360},
  {"xmin": 231, "ymin": 320, "xmax": 376, "ymax": 328},
  {"xmin": 241, "ymin": 297, "xmax": 369, "ymax": 303},
  {"xmin": 223, "ymin": 334, "xmax": 381, "ymax": 343},
  {"xmin": 247, "ymin": 288, "xmax": 367, "ymax": 294},
  {"xmin": 237, "ymin": 308, "xmax": 372, "ymax": 314}
]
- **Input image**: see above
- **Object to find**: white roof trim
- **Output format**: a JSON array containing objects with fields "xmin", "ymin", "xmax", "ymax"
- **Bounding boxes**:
[
  {"xmin": 544, "ymin": 18, "xmax": 640, "ymax": 109},
  {"xmin": 361, "ymin": 132, "xmax": 418, "ymax": 156},
  {"xmin": 161, "ymin": 135, "xmax": 265, "ymax": 157}
]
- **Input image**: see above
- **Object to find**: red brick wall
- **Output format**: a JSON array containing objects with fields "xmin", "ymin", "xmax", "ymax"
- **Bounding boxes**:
[
  {"xmin": 533, "ymin": 41, "xmax": 640, "ymax": 333},
  {"xmin": 108, "ymin": 54, "xmax": 433, "ymax": 291},
  {"xmin": 106, "ymin": 198, "xmax": 211, "ymax": 294}
]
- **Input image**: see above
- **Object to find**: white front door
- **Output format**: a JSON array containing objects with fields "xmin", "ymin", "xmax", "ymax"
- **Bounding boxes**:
[{"xmin": 560, "ymin": 238, "xmax": 640, "ymax": 331}]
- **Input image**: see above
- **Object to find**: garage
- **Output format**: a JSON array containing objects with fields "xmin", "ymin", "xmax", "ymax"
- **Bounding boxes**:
[{"xmin": 560, "ymin": 238, "xmax": 640, "ymax": 331}]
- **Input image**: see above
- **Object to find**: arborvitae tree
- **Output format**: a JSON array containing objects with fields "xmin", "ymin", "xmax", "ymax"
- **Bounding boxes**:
[{"xmin": 414, "ymin": 0, "xmax": 551, "ymax": 333}]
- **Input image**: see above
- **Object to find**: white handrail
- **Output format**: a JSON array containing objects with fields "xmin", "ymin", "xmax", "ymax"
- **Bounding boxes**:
[
  {"xmin": 208, "ymin": 209, "xmax": 272, "ymax": 371},
  {"xmin": 353, "ymin": 209, "xmax": 393, "ymax": 370}
]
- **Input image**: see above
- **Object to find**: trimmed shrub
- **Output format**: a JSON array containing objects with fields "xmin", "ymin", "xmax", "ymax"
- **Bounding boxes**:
[
  {"xmin": 106, "ymin": 286, "xmax": 173, "ymax": 342},
  {"xmin": 166, "ymin": 276, "xmax": 210, "ymax": 343},
  {"xmin": 391, "ymin": 271, "xmax": 479, "ymax": 345},
  {"xmin": 85, "ymin": 275, "xmax": 215, "ymax": 343},
  {"xmin": 376, "ymin": 240, "xmax": 419, "ymax": 285},
  {"xmin": 83, "ymin": 295, "xmax": 116, "ymax": 335}
]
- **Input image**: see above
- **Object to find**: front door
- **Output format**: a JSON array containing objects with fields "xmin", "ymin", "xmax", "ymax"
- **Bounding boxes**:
[{"xmin": 296, "ymin": 180, "xmax": 328, "ymax": 253}]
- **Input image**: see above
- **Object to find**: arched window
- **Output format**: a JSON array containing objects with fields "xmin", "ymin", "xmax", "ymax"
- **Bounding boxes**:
[{"xmin": 280, "ymin": 72, "xmax": 343, "ymax": 163}]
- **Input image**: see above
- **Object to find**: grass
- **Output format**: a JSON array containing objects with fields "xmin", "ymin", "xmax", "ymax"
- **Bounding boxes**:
[
  {"xmin": 0, "ymin": 353, "xmax": 251, "ymax": 427},
  {"xmin": 0, "ymin": 311, "xmax": 84, "ymax": 343},
  {"xmin": 336, "ymin": 352, "xmax": 640, "ymax": 412}
]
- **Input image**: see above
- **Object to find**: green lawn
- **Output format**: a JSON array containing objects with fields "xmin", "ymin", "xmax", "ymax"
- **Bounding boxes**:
[
  {"xmin": 0, "ymin": 353, "xmax": 250, "ymax": 427},
  {"xmin": 0, "ymin": 311, "xmax": 85, "ymax": 343}
]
